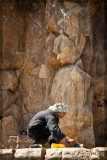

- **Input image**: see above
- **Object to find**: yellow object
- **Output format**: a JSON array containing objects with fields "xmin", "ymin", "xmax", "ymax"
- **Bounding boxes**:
[{"xmin": 51, "ymin": 143, "xmax": 66, "ymax": 148}]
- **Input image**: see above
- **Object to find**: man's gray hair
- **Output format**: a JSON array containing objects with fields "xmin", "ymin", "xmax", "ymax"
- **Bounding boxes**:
[{"xmin": 49, "ymin": 103, "xmax": 70, "ymax": 113}]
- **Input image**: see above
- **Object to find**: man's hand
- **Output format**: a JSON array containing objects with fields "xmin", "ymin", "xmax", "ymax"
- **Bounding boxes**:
[
  {"xmin": 66, "ymin": 138, "xmax": 77, "ymax": 146},
  {"xmin": 62, "ymin": 136, "xmax": 78, "ymax": 145}
]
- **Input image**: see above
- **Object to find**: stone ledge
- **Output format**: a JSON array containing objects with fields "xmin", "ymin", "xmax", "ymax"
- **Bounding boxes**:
[
  {"xmin": 95, "ymin": 147, "xmax": 107, "ymax": 160},
  {"xmin": 0, "ymin": 135, "xmax": 34, "ymax": 149},
  {"xmin": 0, "ymin": 149, "xmax": 15, "ymax": 160},
  {"xmin": 0, "ymin": 147, "xmax": 107, "ymax": 160},
  {"xmin": 14, "ymin": 148, "xmax": 46, "ymax": 160},
  {"xmin": 45, "ymin": 148, "xmax": 96, "ymax": 160}
]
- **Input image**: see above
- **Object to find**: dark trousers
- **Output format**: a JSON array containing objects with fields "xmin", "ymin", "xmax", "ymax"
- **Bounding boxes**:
[{"xmin": 27, "ymin": 125, "xmax": 56, "ymax": 144}]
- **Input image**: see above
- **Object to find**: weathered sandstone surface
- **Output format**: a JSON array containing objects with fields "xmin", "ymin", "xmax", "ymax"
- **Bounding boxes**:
[
  {"xmin": 50, "ymin": 65, "xmax": 94, "ymax": 147},
  {"xmin": 0, "ymin": 147, "xmax": 107, "ymax": 160},
  {"xmin": 0, "ymin": 0, "xmax": 106, "ymax": 149}
]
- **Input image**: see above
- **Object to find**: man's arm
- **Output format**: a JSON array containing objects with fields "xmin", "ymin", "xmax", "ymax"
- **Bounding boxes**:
[
  {"xmin": 46, "ymin": 113, "xmax": 78, "ymax": 145},
  {"xmin": 46, "ymin": 115, "xmax": 66, "ymax": 143}
]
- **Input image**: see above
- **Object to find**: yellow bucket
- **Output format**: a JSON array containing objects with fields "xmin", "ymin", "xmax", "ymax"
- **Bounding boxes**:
[{"xmin": 51, "ymin": 143, "xmax": 65, "ymax": 148}]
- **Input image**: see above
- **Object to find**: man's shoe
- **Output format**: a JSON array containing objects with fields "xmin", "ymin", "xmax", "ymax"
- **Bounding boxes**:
[
  {"xmin": 74, "ymin": 144, "xmax": 84, "ymax": 148},
  {"xmin": 29, "ymin": 144, "xmax": 42, "ymax": 148}
]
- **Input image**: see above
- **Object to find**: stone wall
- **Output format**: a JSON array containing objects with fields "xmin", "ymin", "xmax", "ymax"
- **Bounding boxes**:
[
  {"xmin": 0, "ymin": 147, "xmax": 107, "ymax": 160},
  {"xmin": 0, "ymin": 0, "xmax": 106, "ymax": 148}
]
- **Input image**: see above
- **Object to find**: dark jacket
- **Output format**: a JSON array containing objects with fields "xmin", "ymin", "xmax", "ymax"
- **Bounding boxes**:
[{"xmin": 27, "ymin": 109, "xmax": 66, "ymax": 143}]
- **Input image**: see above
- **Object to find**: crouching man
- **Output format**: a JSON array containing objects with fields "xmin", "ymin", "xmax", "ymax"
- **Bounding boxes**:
[{"xmin": 27, "ymin": 103, "xmax": 78, "ymax": 148}]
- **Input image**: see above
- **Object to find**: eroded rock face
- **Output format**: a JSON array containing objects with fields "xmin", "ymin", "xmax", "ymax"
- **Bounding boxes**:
[
  {"xmin": 0, "ymin": 0, "xmax": 106, "ymax": 148},
  {"xmin": 0, "ymin": 116, "xmax": 19, "ymax": 145},
  {"xmin": 0, "ymin": 149, "xmax": 14, "ymax": 160},
  {"xmin": 46, "ymin": 1, "xmax": 87, "ymax": 51},
  {"xmin": 0, "ymin": 70, "xmax": 18, "ymax": 91},
  {"xmin": 0, "ymin": 147, "xmax": 107, "ymax": 160},
  {"xmin": 3, "ymin": 104, "xmax": 23, "ymax": 129},
  {"xmin": 45, "ymin": 147, "xmax": 107, "ymax": 160},
  {"xmin": 0, "ymin": 2, "xmax": 24, "ymax": 70},
  {"xmin": 14, "ymin": 148, "xmax": 46, "ymax": 160},
  {"xmin": 92, "ymin": 76, "xmax": 107, "ymax": 146},
  {"xmin": 0, "ymin": 90, "xmax": 16, "ymax": 112},
  {"xmin": 53, "ymin": 34, "xmax": 81, "ymax": 65},
  {"xmin": 50, "ymin": 65, "xmax": 94, "ymax": 148}
]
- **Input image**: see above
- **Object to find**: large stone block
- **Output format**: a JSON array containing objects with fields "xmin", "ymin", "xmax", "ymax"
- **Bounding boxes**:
[
  {"xmin": 3, "ymin": 104, "xmax": 23, "ymax": 129},
  {"xmin": 19, "ymin": 70, "xmax": 53, "ymax": 129},
  {"xmin": 46, "ymin": 34, "xmax": 62, "ymax": 69},
  {"xmin": 62, "ymin": 148, "xmax": 92, "ymax": 160},
  {"xmin": 53, "ymin": 34, "xmax": 81, "ymax": 65},
  {"xmin": 96, "ymin": 147, "xmax": 107, "ymax": 160},
  {"xmin": 46, "ymin": 0, "xmax": 63, "ymax": 34},
  {"xmin": 0, "ymin": 3, "xmax": 24, "ymax": 69},
  {"xmin": 0, "ymin": 70, "xmax": 18, "ymax": 91},
  {"xmin": 0, "ymin": 90, "xmax": 16, "ymax": 113},
  {"xmin": 0, "ymin": 149, "xmax": 14, "ymax": 160},
  {"xmin": 39, "ymin": 64, "xmax": 52, "ymax": 79},
  {"xmin": 46, "ymin": 1, "xmax": 86, "ymax": 51},
  {"xmin": 92, "ymin": 76, "xmax": 107, "ymax": 146},
  {"xmin": 50, "ymin": 65, "xmax": 95, "ymax": 148},
  {"xmin": 45, "ymin": 148, "xmax": 104, "ymax": 160},
  {"xmin": 19, "ymin": 73, "xmax": 47, "ymax": 113},
  {"xmin": 7, "ymin": 136, "xmax": 19, "ymax": 149},
  {"xmin": 74, "ymin": 59, "xmax": 84, "ymax": 70},
  {"xmin": 0, "ymin": 148, "xmax": 107, "ymax": 160},
  {"xmin": 14, "ymin": 148, "xmax": 46, "ymax": 160},
  {"xmin": 0, "ymin": 135, "xmax": 34, "ymax": 149},
  {"xmin": 45, "ymin": 148, "xmax": 62, "ymax": 160},
  {"xmin": 24, "ymin": 0, "xmax": 45, "ymax": 58},
  {"xmin": 18, "ymin": 135, "xmax": 34, "ymax": 149},
  {"xmin": 0, "ymin": 116, "xmax": 19, "ymax": 143}
]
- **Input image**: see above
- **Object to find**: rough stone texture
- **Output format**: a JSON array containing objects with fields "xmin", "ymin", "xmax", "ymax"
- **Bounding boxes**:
[
  {"xmin": 14, "ymin": 148, "xmax": 46, "ymax": 160},
  {"xmin": 14, "ymin": 0, "xmax": 53, "ymax": 130},
  {"xmin": 19, "ymin": 71, "xmax": 53, "ymax": 129},
  {"xmin": 53, "ymin": 34, "xmax": 81, "ymax": 65},
  {"xmin": 0, "ymin": 0, "xmax": 106, "ymax": 148},
  {"xmin": 45, "ymin": 148, "xmax": 62, "ymax": 160},
  {"xmin": 90, "ymin": 0, "xmax": 106, "ymax": 146},
  {"xmin": 0, "ymin": 135, "xmax": 34, "ymax": 149},
  {"xmin": 46, "ymin": 1, "xmax": 87, "ymax": 52},
  {"xmin": 62, "ymin": 148, "xmax": 94, "ymax": 160},
  {"xmin": 0, "ymin": 103, "xmax": 23, "ymax": 147},
  {"xmin": 96, "ymin": 147, "xmax": 107, "ymax": 160},
  {"xmin": 45, "ymin": 147, "xmax": 107, "ymax": 160},
  {"xmin": 0, "ymin": 116, "xmax": 19, "ymax": 145},
  {"xmin": 0, "ymin": 2, "xmax": 24, "ymax": 70},
  {"xmin": 92, "ymin": 76, "xmax": 107, "ymax": 147},
  {"xmin": 39, "ymin": 64, "xmax": 52, "ymax": 79},
  {"xmin": 50, "ymin": 65, "xmax": 94, "ymax": 148},
  {"xmin": 0, "ymin": 149, "xmax": 14, "ymax": 160},
  {"xmin": 3, "ymin": 104, "xmax": 23, "ymax": 129},
  {"xmin": 74, "ymin": 58, "xmax": 84, "ymax": 70},
  {"xmin": 46, "ymin": 34, "xmax": 62, "ymax": 69},
  {"xmin": 7, "ymin": 136, "xmax": 20, "ymax": 149},
  {"xmin": 0, "ymin": 147, "xmax": 107, "ymax": 160},
  {"xmin": 18, "ymin": 135, "xmax": 34, "ymax": 149},
  {"xmin": 0, "ymin": 70, "xmax": 18, "ymax": 91},
  {"xmin": 0, "ymin": 90, "xmax": 16, "ymax": 113}
]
